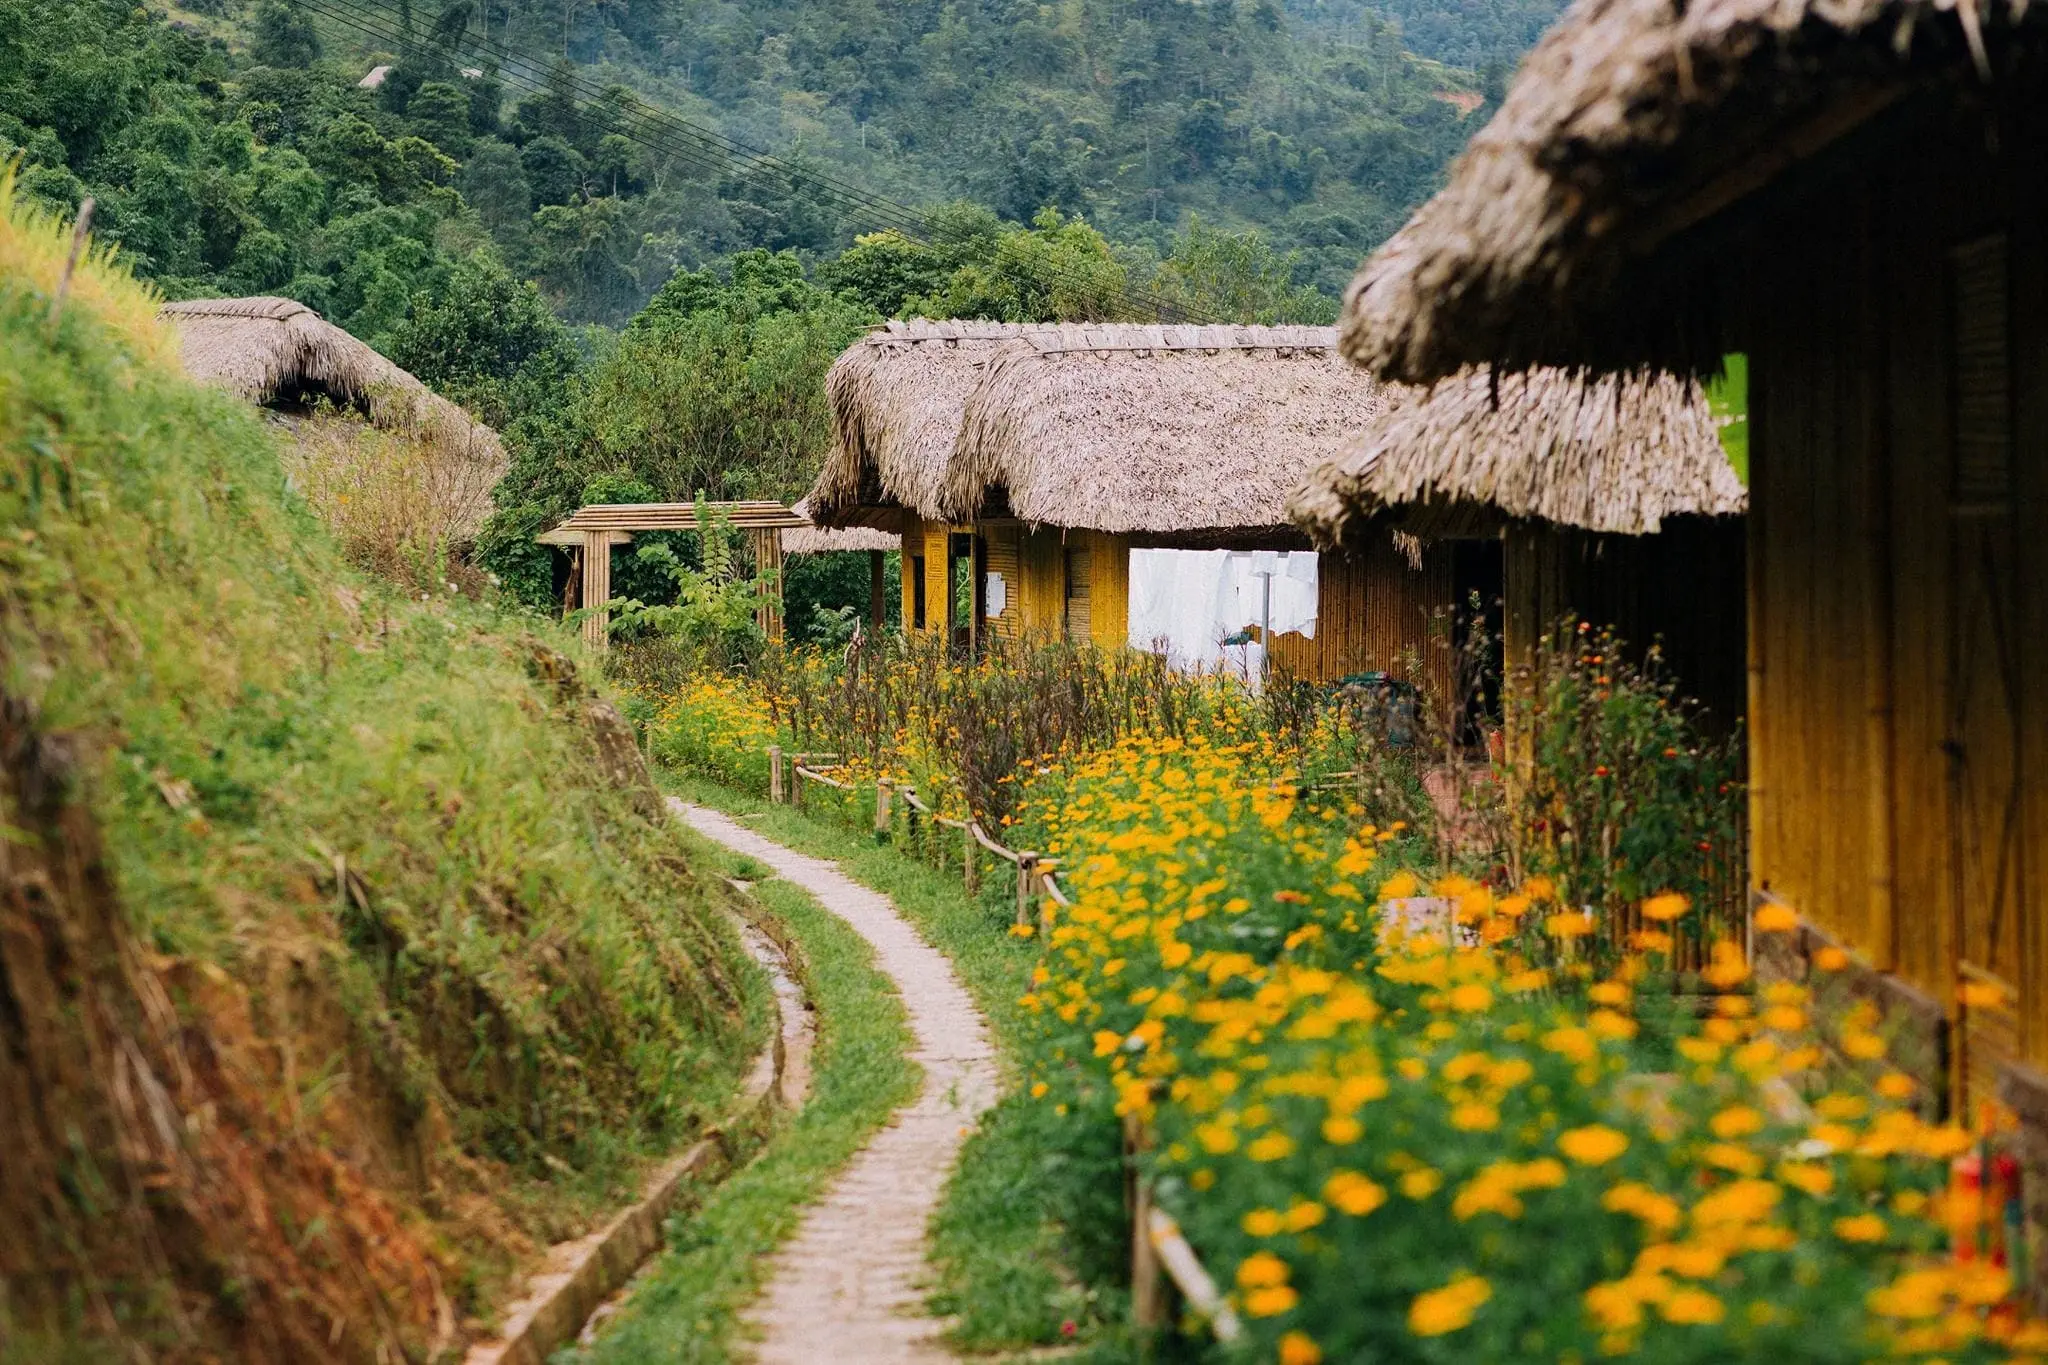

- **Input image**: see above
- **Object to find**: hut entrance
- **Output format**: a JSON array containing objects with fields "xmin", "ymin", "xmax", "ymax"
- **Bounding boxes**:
[
  {"xmin": 947, "ymin": 530, "xmax": 983, "ymax": 655},
  {"xmin": 1064, "ymin": 545, "xmax": 1092, "ymax": 643}
]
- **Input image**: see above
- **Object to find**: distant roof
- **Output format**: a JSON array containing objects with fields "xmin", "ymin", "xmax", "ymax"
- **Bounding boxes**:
[
  {"xmin": 1289, "ymin": 367, "xmax": 1745, "ymax": 544},
  {"xmin": 808, "ymin": 320, "xmax": 1059, "ymax": 527},
  {"xmin": 358, "ymin": 64, "xmax": 392, "ymax": 88},
  {"xmin": 943, "ymin": 325, "xmax": 1390, "ymax": 537},
  {"xmin": 806, "ymin": 320, "xmax": 1391, "ymax": 539},
  {"xmin": 1338, "ymin": 0, "xmax": 2046, "ymax": 382},
  {"xmin": 161, "ymin": 297, "xmax": 506, "ymax": 535},
  {"xmin": 782, "ymin": 499, "xmax": 899, "ymax": 553}
]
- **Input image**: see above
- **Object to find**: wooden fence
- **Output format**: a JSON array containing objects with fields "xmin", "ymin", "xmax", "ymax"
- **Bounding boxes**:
[{"xmin": 758, "ymin": 743, "xmax": 1238, "ymax": 1342}]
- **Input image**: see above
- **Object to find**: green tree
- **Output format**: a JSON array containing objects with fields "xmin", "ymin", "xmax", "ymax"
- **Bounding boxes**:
[
  {"xmin": 250, "ymin": 0, "xmax": 322, "ymax": 67},
  {"xmin": 1150, "ymin": 217, "xmax": 1337, "ymax": 324}
]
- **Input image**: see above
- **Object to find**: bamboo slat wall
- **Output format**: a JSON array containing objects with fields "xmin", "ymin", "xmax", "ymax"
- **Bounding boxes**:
[
  {"xmin": 1731, "ymin": 102, "xmax": 2048, "ymax": 1108},
  {"xmin": 1266, "ymin": 538, "xmax": 1454, "ymax": 691}
]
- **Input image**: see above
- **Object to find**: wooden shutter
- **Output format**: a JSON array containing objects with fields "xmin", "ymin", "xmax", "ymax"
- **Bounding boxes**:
[
  {"xmin": 1947, "ymin": 231, "xmax": 2022, "ymax": 1120},
  {"xmin": 1064, "ymin": 547, "xmax": 1092, "ymax": 642}
]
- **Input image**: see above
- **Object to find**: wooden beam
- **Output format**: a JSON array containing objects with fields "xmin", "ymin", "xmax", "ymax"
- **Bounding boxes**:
[{"xmin": 869, "ymin": 549, "xmax": 886, "ymax": 629}]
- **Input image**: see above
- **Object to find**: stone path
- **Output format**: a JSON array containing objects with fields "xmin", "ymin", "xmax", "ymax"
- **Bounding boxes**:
[{"xmin": 674, "ymin": 801, "xmax": 999, "ymax": 1365}]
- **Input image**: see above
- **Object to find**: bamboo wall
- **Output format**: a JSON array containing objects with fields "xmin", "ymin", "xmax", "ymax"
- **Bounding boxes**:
[
  {"xmin": 1729, "ymin": 95, "xmax": 2048, "ymax": 1110},
  {"xmin": 1266, "ymin": 538, "xmax": 1454, "ymax": 690}
]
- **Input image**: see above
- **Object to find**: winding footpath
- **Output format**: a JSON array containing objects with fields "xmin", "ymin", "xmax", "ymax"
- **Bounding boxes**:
[{"xmin": 673, "ymin": 801, "xmax": 999, "ymax": 1364}]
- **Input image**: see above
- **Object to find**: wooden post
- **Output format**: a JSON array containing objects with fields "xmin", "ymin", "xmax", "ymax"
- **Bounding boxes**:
[
  {"xmin": 869, "ymin": 548, "xmax": 886, "ymax": 630},
  {"xmin": 1127, "ymin": 1112, "xmax": 1168, "ymax": 1331},
  {"xmin": 905, "ymin": 793, "xmax": 920, "ymax": 855},
  {"xmin": 580, "ymin": 529, "xmax": 611, "ymax": 649},
  {"xmin": 963, "ymin": 828, "xmax": 978, "ymax": 894},
  {"xmin": 1016, "ymin": 852, "xmax": 1039, "ymax": 928},
  {"xmin": 792, "ymin": 757, "xmax": 806, "ymax": 813},
  {"xmin": 875, "ymin": 781, "xmax": 892, "ymax": 840},
  {"xmin": 768, "ymin": 746, "xmax": 783, "ymax": 804}
]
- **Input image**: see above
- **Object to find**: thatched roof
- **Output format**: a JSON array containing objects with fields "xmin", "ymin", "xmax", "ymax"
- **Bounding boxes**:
[
  {"xmin": 1339, "ymin": 0, "xmax": 2044, "ymax": 383},
  {"xmin": 808, "ymin": 320, "xmax": 1057, "ymax": 527},
  {"xmin": 782, "ymin": 499, "xmax": 900, "ymax": 554},
  {"xmin": 933, "ymin": 325, "xmax": 1390, "ymax": 538},
  {"xmin": 162, "ymin": 296, "xmax": 506, "ymax": 466},
  {"xmin": 1289, "ymin": 367, "xmax": 1745, "ymax": 545}
]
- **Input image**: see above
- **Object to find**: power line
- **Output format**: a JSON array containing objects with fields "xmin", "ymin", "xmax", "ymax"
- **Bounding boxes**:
[{"xmin": 295, "ymin": 0, "xmax": 1210, "ymax": 321}]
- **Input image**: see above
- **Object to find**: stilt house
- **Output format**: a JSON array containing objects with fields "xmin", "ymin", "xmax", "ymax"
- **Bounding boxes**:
[{"xmin": 1332, "ymin": 0, "xmax": 2048, "ymax": 1198}]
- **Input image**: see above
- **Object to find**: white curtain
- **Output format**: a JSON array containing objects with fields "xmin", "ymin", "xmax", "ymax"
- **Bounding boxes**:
[{"xmin": 1128, "ymin": 549, "xmax": 1319, "ymax": 675}]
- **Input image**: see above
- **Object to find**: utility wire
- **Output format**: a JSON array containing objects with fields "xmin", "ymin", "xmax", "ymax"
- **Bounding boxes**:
[{"xmin": 296, "ymin": 0, "xmax": 1212, "ymax": 322}]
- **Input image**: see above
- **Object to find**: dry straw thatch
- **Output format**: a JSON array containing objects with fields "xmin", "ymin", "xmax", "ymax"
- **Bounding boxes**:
[
  {"xmin": 938, "ymin": 324, "xmax": 1390, "ymax": 537},
  {"xmin": 1289, "ymin": 367, "xmax": 1745, "ymax": 546},
  {"xmin": 163, "ymin": 296, "xmax": 505, "ymax": 464},
  {"xmin": 782, "ymin": 498, "xmax": 900, "ymax": 554},
  {"xmin": 161, "ymin": 296, "xmax": 507, "ymax": 542},
  {"xmin": 1339, "ymin": 0, "xmax": 2045, "ymax": 383},
  {"xmin": 809, "ymin": 320, "xmax": 1059, "ymax": 526}
]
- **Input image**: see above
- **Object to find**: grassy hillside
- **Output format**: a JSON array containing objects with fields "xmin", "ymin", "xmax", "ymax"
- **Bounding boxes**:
[{"xmin": 0, "ymin": 172, "xmax": 759, "ymax": 1361}]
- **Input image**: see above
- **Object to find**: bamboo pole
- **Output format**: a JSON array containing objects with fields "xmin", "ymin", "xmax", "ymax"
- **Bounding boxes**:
[
  {"xmin": 1015, "ymin": 852, "xmax": 1039, "ymax": 928},
  {"xmin": 768, "ymin": 745, "xmax": 783, "ymax": 804}
]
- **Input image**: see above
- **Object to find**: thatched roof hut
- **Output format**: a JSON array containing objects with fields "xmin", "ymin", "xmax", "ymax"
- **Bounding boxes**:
[
  {"xmin": 938, "ymin": 324, "xmax": 1391, "ymax": 540},
  {"xmin": 1288, "ymin": 367, "xmax": 1745, "ymax": 544},
  {"xmin": 162, "ymin": 296, "xmax": 505, "ymax": 465},
  {"xmin": 1337, "ymin": 0, "xmax": 2043, "ymax": 383},
  {"xmin": 808, "ymin": 320, "xmax": 1057, "ymax": 528}
]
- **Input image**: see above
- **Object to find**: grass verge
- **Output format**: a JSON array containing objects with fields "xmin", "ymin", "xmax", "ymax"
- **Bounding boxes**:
[
  {"xmin": 659, "ymin": 772, "xmax": 1128, "ymax": 1357},
  {"xmin": 564, "ymin": 817, "xmax": 916, "ymax": 1364}
]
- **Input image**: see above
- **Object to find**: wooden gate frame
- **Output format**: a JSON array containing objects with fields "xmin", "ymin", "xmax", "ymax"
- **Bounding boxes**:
[{"xmin": 537, "ymin": 502, "xmax": 809, "ymax": 648}]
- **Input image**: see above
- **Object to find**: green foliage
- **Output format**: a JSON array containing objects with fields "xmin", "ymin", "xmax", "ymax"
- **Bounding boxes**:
[
  {"xmin": 608, "ymin": 499, "xmax": 768, "ymax": 668},
  {"xmin": 1150, "ymin": 215, "xmax": 1341, "ymax": 325},
  {"xmin": 0, "ymin": 210, "xmax": 757, "ymax": 1346},
  {"xmin": 822, "ymin": 204, "xmax": 1133, "ymax": 322},
  {"xmin": 1707, "ymin": 352, "xmax": 1749, "ymax": 483}
]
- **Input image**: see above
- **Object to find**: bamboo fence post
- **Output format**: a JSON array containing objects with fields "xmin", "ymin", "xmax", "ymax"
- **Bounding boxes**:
[
  {"xmin": 1015, "ymin": 852, "xmax": 1039, "ymax": 928},
  {"xmin": 905, "ymin": 791, "xmax": 920, "ymax": 853},
  {"xmin": 768, "ymin": 745, "xmax": 783, "ymax": 804},
  {"xmin": 793, "ymin": 758, "xmax": 806, "ymax": 813},
  {"xmin": 1126, "ymin": 1112, "xmax": 1169, "ymax": 1331},
  {"xmin": 874, "ymin": 781, "xmax": 892, "ymax": 840}
]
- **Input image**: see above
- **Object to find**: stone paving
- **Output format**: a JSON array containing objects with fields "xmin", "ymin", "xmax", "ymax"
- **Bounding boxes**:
[{"xmin": 676, "ymin": 802, "xmax": 999, "ymax": 1365}]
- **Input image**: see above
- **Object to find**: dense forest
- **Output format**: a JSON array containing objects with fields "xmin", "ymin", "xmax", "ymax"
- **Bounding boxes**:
[{"xmin": 0, "ymin": 0, "xmax": 1542, "ymax": 625}]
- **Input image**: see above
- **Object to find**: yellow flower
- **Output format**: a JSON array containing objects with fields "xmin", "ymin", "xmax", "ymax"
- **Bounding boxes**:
[
  {"xmin": 1322, "ymin": 1114, "xmax": 1363, "ymax": 1144},
  {"xmin": 1236, "ymin": 1250, "xmax": 1289, "ymax": 1289},
  {"xmin": 1813, "ymin": 945, "xmax": 1850, "ymax": 972},
  {"xmin": 1379, "ymin": 870, "xmax": 1420, "ymax": 900},
  {"xmin": 1450, "ymin": 1101, "xmax": 1500, "ymax": 1131},
  {"xmin": 1247, "ymin": 1131, "xmax": 1295, "ymax": 1162},
  {"xmin": 1542, "ymin": 1026, "xmax": 1597, "ymax": 1063},
  {"xmin": 1400, "ymin": 1167, "xmax": 1443, "ymax": 1200},
  {"xmin": 1559, "ymin": 1125, "xmax": 1629, "ymax": 1166},
  {"xmin": 1408, "ymin": 1274, "xmax": 1491, "ymax": 1336},
  {"xmin": 1397, "ymin": 1057, "xmax": 1427, "ymax": 1080},
  {"xmin": 1283, "ymin": 1199, "xmax": 1326, "ymax": 1232},
  {"xmin": 1692, "ymin": 1178, "xmax": 1780, "ymax": 1227},
  {"xmin": 1659, "ymin": 1288, "xmax": 1725, "ymax": 1325},
  {"xmin": 1752, "ymin": 900, "xmax": 1798, "ymax": 933},
  {"xmin": 1324, "ymin": 1171, "xmax": 1388, "ymax": 1217},
  {"xmin": 1093, "ymin": 1030, "xmax": 1122, "ymax": 1058},
  {"xmin": 1840, "ymin": 1029, "xmax": 1887, "ymax": 1060},
  {"xmin": 1588, "ymin": 980, "xmax": 1631, "ymax": 1007},
  {"xmin": 1876, "ymin": 1071, "xmax": 1918, "ymax": 1100},
  {"xmin": 1776, "ymin": 1161, "xmax": 1834, "ymax": 1196},
  {"xmin": 1545, "ymin": 911, "xmax": 1595, "ymax": 939},
  {"xmin": 1603, "ymin": 1181, "xmax": 1681, "ymax": 1235},
  {"xmin": 1278, "ymin": 1331, "xmax": 1322, "ymax": 1365},
  {"xmin": 1245, "ymin": 1285, "xmax": 1299, "ymax": 1317},
  {"xmin": 1242, "ymin": 1207, "xmax": 1285, "ymax": 1237},
  {"xmin": 1833, "ymin": 1213, "xmax": 1886, "ymax": 1242},
  {"xmin": 1641, "ymin": 892, "xmax": 1691, "ymax": 922},
  {"xmin": 1703, "ymin": 1113, "xmax": 1769, "ymax": 1146},
  {"xmin": 1447, "ymin": 982, "xmax": 1493, "ymax": 1012}
]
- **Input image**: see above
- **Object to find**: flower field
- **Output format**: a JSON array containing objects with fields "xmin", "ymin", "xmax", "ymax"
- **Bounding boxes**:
[
  {"xmin": 643, "ymin": 638, "xmax": 2034, "ymax": 1363},
  {"xmin": 1006, "ymin": 734, "xmax": 2036, "ymax": 1364}
]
